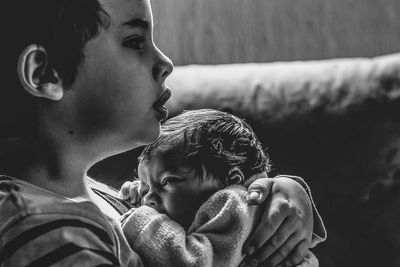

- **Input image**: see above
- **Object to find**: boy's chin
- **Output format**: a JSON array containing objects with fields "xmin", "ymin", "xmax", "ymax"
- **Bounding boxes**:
[{"xmin": 135, "ymin": 123, "xmax": 161, "ymax": 145}]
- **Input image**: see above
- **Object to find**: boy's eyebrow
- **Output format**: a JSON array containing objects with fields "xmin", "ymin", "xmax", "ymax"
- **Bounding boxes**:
[{"xmin": 121, "ymin": 18, "xmax": 149, "ymax": 29}]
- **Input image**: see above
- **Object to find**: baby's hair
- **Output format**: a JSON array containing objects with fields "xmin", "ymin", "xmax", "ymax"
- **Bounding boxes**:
[{"xmin": 139, "ymin": 109, "xmax": 270, "ymax": 185}]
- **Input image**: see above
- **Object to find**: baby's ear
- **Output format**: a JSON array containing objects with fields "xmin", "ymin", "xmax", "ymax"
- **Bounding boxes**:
[{"xmin": 226, "ymin": 167, "xmax": 244, "ymax": 185}]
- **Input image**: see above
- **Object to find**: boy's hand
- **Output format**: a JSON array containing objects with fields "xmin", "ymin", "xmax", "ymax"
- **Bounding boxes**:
[
  {"xmin": 119, "ymin": 180, "xmax": 142, "ymax": 206},
  {"xmin": 242, "ymin": 176, "xmax": 313, "ymax": 267}
]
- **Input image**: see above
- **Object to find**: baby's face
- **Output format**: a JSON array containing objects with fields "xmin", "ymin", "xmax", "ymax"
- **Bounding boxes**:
[{"xmin": 137, "ymin": 153, "xmax": 221, "ymax": 230}]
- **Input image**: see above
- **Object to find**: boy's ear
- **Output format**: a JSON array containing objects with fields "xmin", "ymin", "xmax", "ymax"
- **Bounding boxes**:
[
  {"xmin": 17, "ymin": 44, "xmax": 63, "ymax": 101},
  {"xmin": 226, "ymin": 166, "xmax": 245, "ymax": 185}
]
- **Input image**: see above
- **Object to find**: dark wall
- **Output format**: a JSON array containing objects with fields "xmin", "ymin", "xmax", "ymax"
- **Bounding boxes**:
[{"xmin": 151, "ymin": 0, "xmax": 400, "ymax": 65}]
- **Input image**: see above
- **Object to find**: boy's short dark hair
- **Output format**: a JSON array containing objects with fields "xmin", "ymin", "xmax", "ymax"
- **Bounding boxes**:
[
  {"xmin": 1, "ymin": 0, "xmax": 109, "ymax": 138},
  {"xmin": 139, "ymin": 109, "xmax": 271, "ymax": 184}
]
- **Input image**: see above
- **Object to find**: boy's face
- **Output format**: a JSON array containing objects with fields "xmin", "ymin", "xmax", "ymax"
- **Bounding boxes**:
[
  {"xmin": 66, "ymin": 0, "xmax": 173, "ymax": 150},
  {"xmin": 138, "ymin": 153, "xmax": 221, "ymax": 230}
]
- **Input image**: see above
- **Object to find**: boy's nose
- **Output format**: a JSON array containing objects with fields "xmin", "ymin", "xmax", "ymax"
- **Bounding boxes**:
[{"xmin": 153, "ymin": 46, "xmax": 173, "ymax": 83}]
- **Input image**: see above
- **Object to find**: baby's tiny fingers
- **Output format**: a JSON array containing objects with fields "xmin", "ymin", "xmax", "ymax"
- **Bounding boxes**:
[
  {"xmin": 129, "ymin": 180, "xmax": 141, "ymax": 205},
  {"xmin": 119, "ymin": 181, "xmax": 133, "ymax": 200}
]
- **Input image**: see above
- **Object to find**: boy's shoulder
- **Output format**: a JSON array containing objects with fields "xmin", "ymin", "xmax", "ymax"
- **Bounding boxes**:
[
  {"xmin": 0, "ymin": 175, "xmax": 121, "ymax": 266},
  {"xmin": 0, "ymin": 175, "xmax": 114, "ymax": 231},
  {"xmin": 0, "ymin": 175, "xmax": 116, "ymax": 234},
  {"xmin": 0, "ymin": 176, "xmax": 108, "ymax": 221}
]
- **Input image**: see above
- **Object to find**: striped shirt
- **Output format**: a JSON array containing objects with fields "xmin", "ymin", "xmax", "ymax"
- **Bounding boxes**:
[
  {"xmin": 0, "ymin": 175, "xmax": 325, "ymax": 267},
  {"xmin": 0, "ymin": 176, "xmax": 142, "ymax": 267}
]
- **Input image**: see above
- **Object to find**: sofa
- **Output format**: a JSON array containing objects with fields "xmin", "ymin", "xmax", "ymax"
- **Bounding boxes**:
[{"xmin": 90, "ymin": 53, "xmax": 400, "ymax": 267}]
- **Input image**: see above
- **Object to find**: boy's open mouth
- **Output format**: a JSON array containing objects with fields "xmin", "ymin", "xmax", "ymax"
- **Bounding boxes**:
[{"xmin": 153, "ymin": 88, "xmax": 171, "ymax": 121}]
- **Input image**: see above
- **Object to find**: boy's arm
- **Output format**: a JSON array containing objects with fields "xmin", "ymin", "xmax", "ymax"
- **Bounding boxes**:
[
  {"xmin": 120, "ymin": 187, "xmax": 257, "ymax": 267},
  {"xmin": 281, "ymin": 175, "xmax": 327, "ymax": 246}
]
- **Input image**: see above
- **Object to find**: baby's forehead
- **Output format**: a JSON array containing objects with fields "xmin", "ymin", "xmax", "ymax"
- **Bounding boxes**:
[
  {"xmin": 139, "ymin": 145, "xmax": 184, "ymax": 168},
  {"xmin": 138, "ymin": 152, "xmax": 196, "ymax": 182},
  {"xmin": 152, "ymin": 148, "xmax": 188, "ymax": 169}
]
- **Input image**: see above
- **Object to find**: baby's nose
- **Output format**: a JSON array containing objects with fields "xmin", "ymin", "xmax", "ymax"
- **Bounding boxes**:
[{"xmin": 142, "ymin": 192, "xmax": 161, "ymax": 210}]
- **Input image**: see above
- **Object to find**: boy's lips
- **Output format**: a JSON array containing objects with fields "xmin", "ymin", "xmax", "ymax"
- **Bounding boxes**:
[{"xmin": 153, "ymin": 88, "xmax": 171, "ymax": 121}]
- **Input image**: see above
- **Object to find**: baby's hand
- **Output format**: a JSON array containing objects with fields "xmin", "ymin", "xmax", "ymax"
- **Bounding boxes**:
[{"xmin": 119, "ymin": 180, "xmax": 142, "ymax": 206}]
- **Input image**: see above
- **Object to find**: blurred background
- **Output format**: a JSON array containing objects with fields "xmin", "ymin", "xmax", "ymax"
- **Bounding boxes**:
[{"xmin": 151, "ymin": 0, "xmax": 400, "ymax": 65}]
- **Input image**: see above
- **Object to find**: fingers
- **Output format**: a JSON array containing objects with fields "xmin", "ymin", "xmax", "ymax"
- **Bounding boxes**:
[
  {"xmin": 241, "ymin": 236, "xmax": 309, "ymax": 267},
  {"xmin": 247, "ymin": 209, "xmax": 303, "ymax": 266},
  {"xmin": 242, "ymin": 177, "xmax": 314, "ymax": 267},
  {"xmin": 119, "ymin": 181, "xmax": 142, "ymax": 206},
  {"xmin": 253, "ymin": 215, "xmax": 303, "ymax": 265},
  {"xmin": 264, "ymin": 234, "xmax": 308, "ymax": 267},
  {"xmin": 278, "ymin": 240, "xmax": 310, "ymax": 267},
  {"xmin": 129, "ymin": 180, "xmax": 141, "ymax": 205},
  {"xmin": 246, "ymin": 178, "xmax": 274, "ymax": 205},
  {"xmin": 243, "ymin": 191, "xmax": 311, "ymax": 266},
  {"xmin": 119, "ymin": 181, "xmax": 132, "ymax": 200},
  {"xmin": 243, "ymin": 193, "xmax": 288, "ymax": 256}
]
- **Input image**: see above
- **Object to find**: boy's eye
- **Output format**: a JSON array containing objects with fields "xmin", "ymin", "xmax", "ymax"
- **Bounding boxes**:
[{"xmin": 123, "ymin": 36, "xmax": 146, "ymax": 50}]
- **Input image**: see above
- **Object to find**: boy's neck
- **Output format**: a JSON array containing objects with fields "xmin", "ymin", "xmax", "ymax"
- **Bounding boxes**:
[{"xmin": 0, "ymin": 136, "xmax": 93, "ymax": 198}]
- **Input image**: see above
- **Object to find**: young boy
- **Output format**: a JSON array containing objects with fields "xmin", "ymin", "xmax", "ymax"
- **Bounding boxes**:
[
  {"xmin": 0, "ymin": 0, "xmax": 325, "ymax": 266},
  {"xmin": 120, "ymin": 109, "xmax": 324, "ymax": 267}
]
